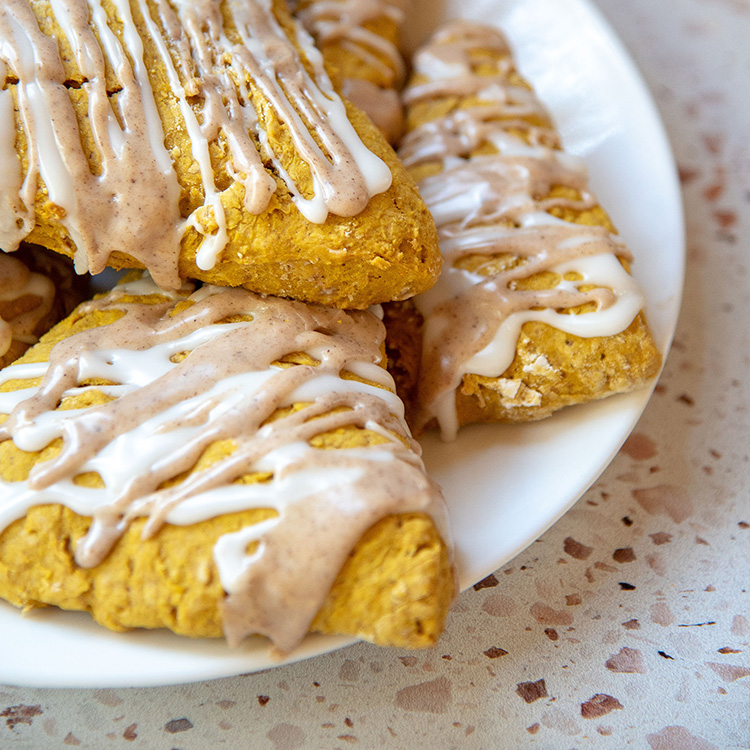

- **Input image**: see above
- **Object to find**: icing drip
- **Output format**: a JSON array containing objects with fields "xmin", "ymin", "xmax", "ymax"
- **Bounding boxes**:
[
  {"xmin": 297, "ymin": 0, "xmax": 406, "ymax": 141},
  {"xmin": 0, "ymin": 0, "xmax": 391, "ymax": 284},
  {"xmin": 0, "ymin": 275, "xmax": 449, "ymax": 652},
  {"xmin": 399, "ymin": 22, "xmax": 646, "ymax": 439},
  {"xmin": 0, "ymin": 251, "xmax": 55, "ymax": 357}
]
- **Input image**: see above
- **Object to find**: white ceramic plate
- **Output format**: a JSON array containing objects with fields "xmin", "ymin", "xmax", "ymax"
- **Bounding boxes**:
[{"xmin": 0, "ymin": 0, "xmax": 684, "ymax": 688}]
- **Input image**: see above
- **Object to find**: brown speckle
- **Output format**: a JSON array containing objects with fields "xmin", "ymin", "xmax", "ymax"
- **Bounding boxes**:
[
  {"xmin": 731, "ymin": 615, "xmax": 749, "ymax": 636},
  {"xmin": 703, "ymin": 170, "xmax": 726, "ymax": 202},
  {"xmin": 702, "ymin": 132, "xmax": 723, "ymax": 154},
  {"xmin": 516, "ymin": 679, "xmax": 548, "ymax": 704},
  {"xmin": 622, "ymin": 516, "xmax": 633, "ymax": 526},
  {"xmin": 651, "ymin": 602, "xmax": 675, "ymax": 626},
  {"xmin": 695, "ymin": 536, "xmax": 709, "ymax": 545},
  {"xmin": 344, "ymin": 718, "xmax": 354, "ymax": 729},
  {"xmin": 216, "ymin": 700, "xmax": 236, "ymax": 710},
  {"xmin": 621, "ymin": 432, "xmax": 658, "ymax": 460},
  {"xmin": 482, "ymin": 593, "xmax": 517, "ymax": 617},
  {"xmin": 527, "ymin": 723, "xmax": 540, "ymax": 734},
  {"xmin": 678, "ymin": 166, "xmax": 699, "ymax": 184},
  {"xmin": 717, "ymin": 647, "xmax": 741, "ymax": 654},
  {"xmin": 267, "ymin": 723, "xmax": 306, "ymax": 750},
  {"xmin": 580, "ymin": 694, "xmax": 623, "ymax": 719},
  {"xmin": 164, "ymin": 718, "xmax": 193, "ymax": 734},
  {"xmin": 473, "ymin": 573, "xmax": 499, "ymax": 590},
  {"xmin": 92, "ymin": 690, "xmax": 123, "ymax": 708},
  {"xmin": 650, "ymin": 532, "xmax": 673, "ymax": 545},
  {"xmin": 123, "ymin": 724, "xmax": 137, "ymax": 742},
  {"xmin": 647, "ymin": 553, "xmax": 667, "ymax": 576},
  {"xmin": 738, "ymin": 521, "xmax": 750, "ymax": 529},
  {"xmin": 646, "ymin": 725, "xmax": 719, "ymax": 750},
  {"xmin": 1, "ymin": 705, "xmax": 43, "ymax": 730},
  {"xmin": 705, "ymin": 662, "xmax": 750, "ymax": 682},
  {"xmin": 566, "ymin": 594, "xmax": 582, "ymax": 606},
  {"xmin": 483, "ymin": 646, "xmax": 508, "ymax": 659},
  {"xmin": 606, "ymin": 647, "xmax": 647, "ymax": 674},
  {"xmin": 544, "ymin": 628, "xmax": 559, "ymax": 641},
  {"xmin": 530, "ymin": 602, "xmax": 573, "ymax": 626},
  {"xmin": 337, "ymin": 735, "xmax": 358, "ymax": 743},
  {"xmin": 633, "ymin": 485, "xmax": 693, "ymax": 523},
  {"xmin": 339, "ymin": 660, "xmax": 361, "ymax": 682},
  {"xmin": 714, "ymin": 210, "xmax": 737, "ymax": 229},
  {"xmin": 677, "ymin": 393, "xmax": 695, "ymax": 405},
  {"xmin": 613, "ymin": 547, "xmax": 636, "ymax": 563},
  {"xmin": 258, "ymin": 696, "xmax": 270, "ymax": 706},
  {"xmin": 63, "ymin": 734, "xmax": 81, "ymax": 747},
  {"xmin": 398, "ymin": 656, "xmax": 418, "ymax": 667},
  {"xmin": 563, "ymin": 537, "xmax": 593, "ymax": 560},
  {"xmin": 395, "ymin": 677, "xmax": 452, "ymax": 714}
]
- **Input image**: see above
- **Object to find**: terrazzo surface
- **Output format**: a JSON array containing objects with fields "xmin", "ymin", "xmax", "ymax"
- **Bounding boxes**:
[{"xmin": 1, "ymin": 0, "xmax": 749, "ymax": 747}]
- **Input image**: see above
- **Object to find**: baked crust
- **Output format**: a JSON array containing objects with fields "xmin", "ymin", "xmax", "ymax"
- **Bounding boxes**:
[
  {"xmin": 0, "ymin": 280, "xmax": 454, "ymax": 649},
  {"xmin": 386, "ymin": 22, "xmax": 662, "ymax": 432},
  {"xmin": 4, "ymin": 0, "xmax": 439, "ymax": 309}
]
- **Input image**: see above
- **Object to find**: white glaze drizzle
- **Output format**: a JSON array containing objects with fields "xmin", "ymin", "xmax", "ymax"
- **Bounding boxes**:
[
  {"xmin": 296, "ymin": 0, "xmax": 406, "ymax": 141},
  {"xmin": 0, "ymin": 0, "xmax": 391, "ymax": 283},
  {"xmin": 399, "ymin": 22, "xmax": 646, "ymax": 439},
  {"xmin": 0, "ymin": 274, "xmax": 449, "ymax": 652}
]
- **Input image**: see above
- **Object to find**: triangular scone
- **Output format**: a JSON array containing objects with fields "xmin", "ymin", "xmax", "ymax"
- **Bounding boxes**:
[
  {"xmin": 0, "ymin": 273, "xmax": 454, "ymax": 653},
  {"xmin": 0, "ymin": 0, "xmax": 439, "ymax": 309},
  {"xmin": 0, "ymin": 244, "xmax": 85, "ymax": 369},
  {"xmin": 384, "ymin": 22, "xmax": 662, "ymax": 439},
  {"xmin": 294, "ymin": 0, "xmax": 407, "ymax": 143}
]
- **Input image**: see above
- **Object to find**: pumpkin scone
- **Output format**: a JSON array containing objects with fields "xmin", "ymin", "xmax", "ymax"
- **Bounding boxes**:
[
  {"xmin": 385, "ymin": 22, "xmax": 662, "ymax": 439},
  {"xmin": 0, "ymin": 0, "xmax": 439, "ymax": 309},
  {"xmin": 0, "ymin": 244, "xmax": 85, "ymax": 369},
  {"xmin": 294, "ymin": 0, "xmax": 408, "ymax": 143},
  {"xmin": 0, "ymin": 273, "xmax": 454, "ymax": 653}
]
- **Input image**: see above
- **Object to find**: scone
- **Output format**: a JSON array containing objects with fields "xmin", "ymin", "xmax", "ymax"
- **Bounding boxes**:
[
  {"xmin": 385, "ymin": 22, "xmax": 662, "ymax": 439},
  {"xmin": 0, "ymin": 244, "xmax": 85, "ymax": 369},
  {"xmin": 0, "ymin": 0, "xmax": 439, "ymax": 309},
  {"xmin": 0, "ymin": 273, "xmax": 454, "ymax": 653},
  {"xmin": 294, "ymin": 0, "xmax": 407, "ymax": 143}
]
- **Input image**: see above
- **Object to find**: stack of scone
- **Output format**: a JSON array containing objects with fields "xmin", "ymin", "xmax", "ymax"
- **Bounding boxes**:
[{"xmin": 0, "ymin": 0, "xmax": 660, "ymax": 656}]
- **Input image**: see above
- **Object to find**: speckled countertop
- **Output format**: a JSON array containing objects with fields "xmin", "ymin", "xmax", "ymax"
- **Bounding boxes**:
[{"xmin": 2, "ymin": 0, "xmax": 749, "ymax": 747}]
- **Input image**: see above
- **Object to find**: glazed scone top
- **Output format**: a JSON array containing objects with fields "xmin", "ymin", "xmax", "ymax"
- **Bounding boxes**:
[
  {"xmin": 399, "ymin": 22, "xmax": 647, "ymax": 438},
  {"xmin": 0, "ymin": 0, "xmax": 392, "ymax": 289},
  {"xmin": 0, "ymin": 274, "xmax": 450, "ymax": 652}
]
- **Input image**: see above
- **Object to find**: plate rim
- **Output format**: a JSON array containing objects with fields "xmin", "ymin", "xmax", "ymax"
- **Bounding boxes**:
[{"xmin": 0, "ymin": 0, "xmax": 685, "ymax": 688}]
